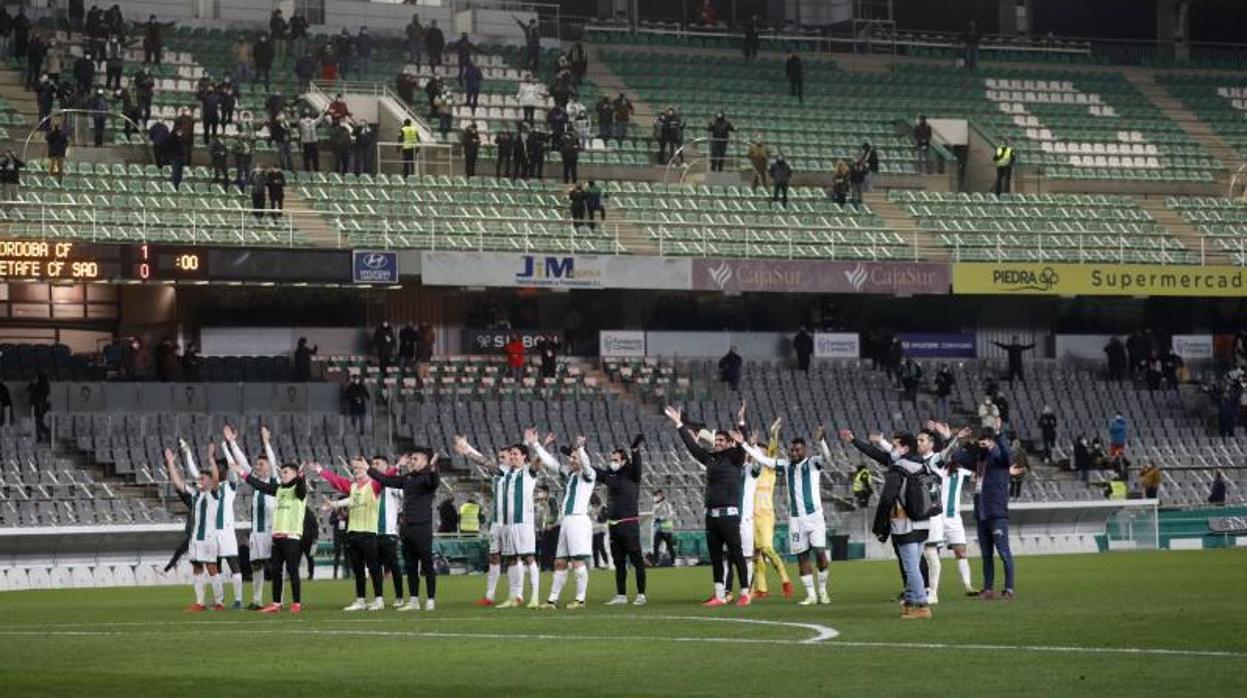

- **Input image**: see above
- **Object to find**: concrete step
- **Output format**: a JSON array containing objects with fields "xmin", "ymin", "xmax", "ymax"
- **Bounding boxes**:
[
  {"xmin": 1137, "ymin": 195, "xmax": 1227, "ymax": 265},
  {"xmin": 862, "ymin": 191, "xmax": 945, "ymax": 260},
  {"xmin": 282, "ymin": 193, "xmax": 342, "ymax": 248}
]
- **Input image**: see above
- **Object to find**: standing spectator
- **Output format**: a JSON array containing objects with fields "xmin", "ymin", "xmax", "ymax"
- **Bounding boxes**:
[
  {"xmin": 398, "ymin": 323, "xmax": 417, "ymax": 375},
  {"xmin": 208, "ymin": 134, "xmax": 229, "ymax": 188},
  {"xmin": 142, "ymin": 15, "xmax": 170, "ymax": 65},
  {"xmin": 344, "ymin": 376, "xmax": 369, "ymax": 435},
  {"xmin": 461, "ymin": 122, "xmax": 481, "ymax": 177},
  {"xmin": 452, "ymin": 32, "xmax": 475, "ymax": 85},
  {"xmin": 173, "ymin": 106, "xmax": 194, "ymax": 163},
  {"xmin": 1108, "ymin": 414, "xmax": 1127, "ymax": 457},
  {"xmin": 994, "ymin": 392, "xmax": 1010, "ymax": 426},
  {"xmin": 1139, "ymin": 463, "xmax": 1161, "ymax": 500},
  {"xmin": 231, "ymin": 120, "xmax": 255, "ymax": 191},
  {"xmin": 1207, "ymin": 471, "xmax": 1226, "ymax": 506},
  {"xmin": 510, "ymin": 124, "xmax": 529, "ymax": 180},
  {"xmin": 397, "ymin": 118, "xmax": 419, "ymax": 176},
  {"xmin": 455, "ymin": 496, "xmax": 478, "ymax": 534},
  {"xmin": 785, "ymin": 52, "xmax": 803, "ymax": 103},
  {"xmin": 405, "ymin": 14, "xmax": 424, "ymax": 66},
  {"xmin": 974, "ymin": 428, "xmax": 1018, "ymax": 599},
  {"xmin": 1144, "ymin": 352, "xmax": 1163, "ymax": 390},
  {"xmin": 266, "ymin": 165, "xmax": 285, "ymax": 218},
  {"xmin": 747, "ymin": 135, "xmax": 768, "ymax": 189},
  {"xmin": 586, "ymin": 180, "xmax": 606, "ymax": 224},
  {"xmin": 1039, "ymin": 406, "xmax": 1058, "ymax": 461},
  {"xmin": 504, "ymin": 333, "xmax": 526, "ymax": 380},
  {"xmin": 334, "ymin": 28, "xmax": 353, "ymax": 79},
  {"xmin": 595, "ymin": 96, "xmax": 614, "ymax": 140},
  {"xmin": 28, "ymin": 372, "xmax": 51, "ymax": 442},
  {"xmin": 73, "ymin": 50, "xmax": 95, "ymax": 95},
  {"xmin": 899, "ymin": 358, "xmax": 922, "ymax": 406},
  {"xmin": 537, "ymin": 334, "xmax": 560, "ymax": 379},
  {"xmin": 36, "ymin": 74, "xmax": 56, "ymax": 128},
  {"xmin": 373, "ymin": 321, "xmax": 396, "ymax": 374},
  {"xmin": 0, "ymin": 7, "xmax": 9, "ymax": 60},
  {"xmin": 326, "ymin": 92, "xmax": 351, "ymax": 124},
  {"xmin": 514, "ymin": 16, "xmax": 541, "ymax": 72},
  {"xmin": 978, "ymin": 395, "xmax": 1001, "ymax": 432},
  {"xmin": 707, "ymin": 112, "xmax": 735, "ymax": 172},
  {"xmin": 0, "ymin": 149, "xmax": 23, "ymax": 207},
  {"xmin": 23, "ymin": 30, "xmax": 45, "ymax": 89},
  {"xmin": 933, "ymin": 363, "xmax": 954, "ymax": 413},
  {"xmin": 253, "ymin": 33, "xmax": 274, "ymax": 92},
  {"xmin": 526, "ymin": 128, "xmax": 546, "ymax": 179},
  {"xmin": 612, "ymin": 93, "xmax": 633, "ymax": 144},
  {"xmin": 46, "ymin": 121, "xmax": 69, "ymax": 181},
  {"xmin": 1104, "ymin": 336, "xmax": 1127, "ymax": 381},
  {"xmin": 462, "ymin": 60, "xmax": 482, "ymax": 112},
  {"xmin": 327, "ymin": 120, "xmax": 351, "ymax": 174},
  {"xmin": 914, "ymin": 114, "xmax": 932, "ymax": 174},
  {"xmin": 294, "ymin": 337, "xmax": 318, "ymax": 381},
  {"xmin": 742, "ymin": 15, "xmax": 759, "ymax": 60},
  {"xmin": 560, "ymin": 137, "xmax": 580, "ymax": 184},
  {"xmin": 1161, "ymin": 347, "xmax": 1184, "ymax": 388},
  {"xmin": 415, "ymin": 323, "xmax": 435, "ymax": 384},
  {"xmin": 351, "ymin": 120, "xmax": 375, "ymax": 175},
  {"xmin": 248, "ymin": 165, "xmax": 267, "ymax": 218},
  {"xmin": 219, "ymin": 78, "xmax": 237, "ymax": 126},
  {"xmin": 199, "ymin": 84, "xmax": 221, "ymax": 144},
  {"xmin": 768, "ymin": 154, "xmax": 792, "ymax": 208},
  {"xmin": 438, "ymin": 496, "xmax": 460, "ymax": 534},
  {"xmin": 299, "ymin": 109, "xmax": 324, "ymax": 171},
  {"xmin": 992, "ymin": 335, "xmax": 1035, "ymax": 383},
  {"xmin": 1009, "ymin": 440, "xmax": 1028, "ymax": 498},
  {"xmin": 294, "ymin": 48, "xmax": 316, "ymax": 94},
  {"xmin": 232, "ymin": 36, "xmax": 251, "ymax": 87},
  {"xmin": 267, "ymin": 114, "xmax": 291, "ymax": 171},
  {"xmin": 718, "ymin": 346, "xmax": 743, "ymax": 391},
  {"xmin": 319, "ymin": 40, "xmax": 338, "ymax": 81},
  {"xmin": 104, "ymin": 33, "xmax": 123, "ymax": 90},
  {"xmin": 147, "ymin": 120, "xmax": 169, "ymax": 167},
  {"xmin": 993, "ymin": 138, "xmax": 1016, "ymax": 195},
  {"xmin": 432, "ymin": 89, "xmax": 451, "ymax": 137},
  {"xmin": 516, "ymin": 74, "xmax": 542, "ymax": 125},
  {"xmin": 569, "ymin": 41, "xmax": 587, "ymax": 85},
  {"xmin": 289, "ymin": 11, "xmax": 308, "ymax": 59},
  {"xmin": 793, "ymin": 326, "xmax": 813, "ymax": 372},
  {"xmin": 86, "ymin": 89, "xmax": 108, "ymax": 147},
  {"xmin": 425, "ymin": 20, "xmax": 445, "ymax": 68},
  {"xmin": 1214, "ymin": 387, "xmax": 1237, "ymax": 438},
  {"xmin": 851, "ymin": 464, "xmax": 874, "ymax": 509},
  {"xmin": 856, "ymin": 140, "xmax": 879, "ymax": 194},
  {"xmin": 830, "ymin": 160, "xmax": 850, "ymax": 205},
  {"xmin": 494, "ymin": 128, "xmax": 512, "ymax": 179},
  {"xmin": 568, "ymin": 182, "xmax": 588, "ymax": 229},
  {"xmin": 355, "ymin": 27, "xmax": 374, "ymax": 77},
  {"xmin": 964, "ymin": 20, "xmax": 980, "ymax": 70},
  {"xmin": 269, "ymin": 9, "xmax": 288, "ymax": 63}
]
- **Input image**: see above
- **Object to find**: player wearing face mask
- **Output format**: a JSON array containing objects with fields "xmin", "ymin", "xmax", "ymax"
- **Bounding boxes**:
[{"xmin": 594, "ymin": 435, "xmax": 646, "ymax": 605}]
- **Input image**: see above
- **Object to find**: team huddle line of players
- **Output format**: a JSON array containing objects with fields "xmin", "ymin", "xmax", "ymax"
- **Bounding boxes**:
[{"xmin": 168, "ymin": 405, "xmax": 999, "ymax": 618}]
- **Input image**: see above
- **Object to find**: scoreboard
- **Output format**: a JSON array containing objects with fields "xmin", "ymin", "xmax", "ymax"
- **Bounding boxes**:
[{"xmin": 0, "ymin": 241, "xmax": 366, "ymax": 284}]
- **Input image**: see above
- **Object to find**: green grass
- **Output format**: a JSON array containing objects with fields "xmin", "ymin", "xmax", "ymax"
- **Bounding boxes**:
[{"xmin": 1, "ymin": 550, "xmax": 1245, "ymax": 696}]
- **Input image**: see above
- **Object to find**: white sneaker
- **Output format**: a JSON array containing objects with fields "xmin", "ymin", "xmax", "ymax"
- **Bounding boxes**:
[
  {"xmin": 342, "ymin": 599, "xmax": 366, "ymax": 612},
  {"xmin": 928, "ymin": 592, "xmax": 939, "ymax": 605},
  {"xmin": 818, "ymin": 593, "xmax": 831, "ymax": 605},
  {"xmin": 423, "ymin": 599, "xmax": 435, "ymax": 611},
  {"xmin": 393, "ymin": 599, "xmax": 407, "ymax": 609},
  {"xmin": 632, "ymin": 594, "xmax": 647, "ymax": 606},
  {"xmin": 798, "ymin": 596, "xmax": 818, "ymax": 606},
  {"xmin": 367, "ymin": 597, "xmax": 385, "ymax": 611},
  {"xmin": 604, "ymin": 595, "xmax": 628, "ymax": 606},
  {"xmin": 397, "ymin": 599, "xmax": 421, "ymax": 612}
]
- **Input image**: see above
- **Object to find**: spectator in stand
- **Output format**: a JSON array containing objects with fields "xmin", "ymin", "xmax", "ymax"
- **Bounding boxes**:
[
  {"xmin": 253, "ymin": 33, "xmax": 274, "ymax": 92},
  {"xmin": 978, "ymin": 395, "xmax": 1000, "ymax": 432},
  {"xmin": 993, "ymin": 137, "xmax": 1016, "ymax": 195},
  {"xmin": 700, "ymin": 0, "xmax": 718, "ymax": 24},
  {"xmin": 1215, "ymin": 386, "xmax": 1237, "ymax": 438},
  {"xmin": 334, "ymin": 28, "xmax": 353, "ymax": 79},
  {"xmin": 299, "ymin": 109, "xmax": 324, "ymax": 171},
  {"xmin": 425, "ymin": 20, "xmax": 445, "ymax": 68},
  {"xmin": 147, "ymin": 119, "xmax": 169, "ymax": 167},
  {"xmin": 0, "ymin": 8, "xmax": 9, "ymax": 61},
  {"xmin": 1039, "ymin": 406, "xmax": 1057, "ymax": 462},
  {"xmin": 914, "ymin": 114, "xmax": 932, "ymax": 174},
  {"xmin": 199, "ymin": 84, "xmax": 221, "ymax": 144},
  {"xmin": 104, "ymin": 33, "xmax": 123, "ymax": 90},
  {"xmin": 1139, "ymin": 463, "xmax": 1161, "ymax": 500},
  {"xmin": 537, "ymin": 334, "xmax": 561, "ymax": 379},
  {"xmin": 46, "ymin": 121, "xmax": 68, "ymax": 181},
  {"xmin": 266, "ymin": 165, "xmax": 285, "ymax": 218},
  {"xmin": 856, "ymin": 140, "xmax": 879, "ymax": 195},
  {"xmin": 569, "ymin": 41, "xmax": 587, "ymax": 85},
  {"xmin": 143, "ymin": 15, "xmax": 171, "ymax": 65},
  {"xmin": 208, "ymin": 134, "xmax": 228, "ymax": 188},
  {"xmin": 29, "ymin": 372, "xmax": 51, "ymax": 442},
  {"xmin": 769, "ymin": 154, "xmax": 792, "ymax": 208},
  {"xmin": 1009, "ymin": 439, "xmax": 1028, "ymax": 498},
  {"xmin": 438, "ymin": 496, "xmax": 460, "ymax": 534},
  {"xmin": 707, "ymin": 112, "xmax": 735, "ymax": 172},
  {"xmin": 452, "ymin": 32, "xmax": 476, "ymax": 85},
  {"xmin": 23, "ymin": 30, "xmax": 45, "ymax": 89},
  {"xmin": 718, "ymin": 346, "xmax": 743, "ymax": 391},
  {"xmin": 1144, "ymin": 351, "xmax": 1163, "ymax": 391},
  {"xmin": 290, "ymin": 11, "xmax": 308, "ymax": 59},
  {"xmin": 294, "ymin": 47, "xmax": 316, "ymax": 94},
  {"xmin": 747, "ymin": 134, "xmax": 768, "ymax": 189},
  {"xmin": 462, "ymin": 122, "xmax": 481, "ymax": 177},
  {"xmin": 742, "ymin": 15, "xmax": 759, "ymax": 60},
  {"xmin": 526, "ymin": 127, "xmax": 546, "ymax": 179},
  {"xmin": 1161, "ymin": 347, "xmax": 1184, "ymax": 389},
  {"xmin": 934, "ymin": 363, "xmax": 954, "ymax": 414},
  {"xmin": 494, "ymin": 128, "xmax": 512, "ymax": 179},
  {"xmin": 319, "ymin": 40, "xmax": 338, "ymax": 81},
  {"xmin": 416, "ymin": 324, "xmax": 435, "ymax": 382},
  {"xmin": 560, "ymin": 137, "xmax": 580, "ymax": 184},
  {"xmin": 793, "ymin": 326, "xmax": 813, "ymax": 373},
  {"xmin": 612, "ymin": 93, "xmax": 633, "ymax": 144},
  {"xmin": 73, "ymin": 50, "xmax": 94, "ymax": 95},
  {"xmin": 432, "ymin": 89, "xmax": 451, "ymax": 137},
  {"xmin": 248, "ymin": 165, "xmax": 267, "ymax": 219},
  {"xmin": 568, "ymin": 182, "xmax": 587, "ymax": 229},
  {"xmin": 231, "ymin": 119, "xmax": 255, "ymax": 191},
  {"xmin": 516, "ymin": 74, "xmax": 541, "ymax": 125},
  {"xmin": 344, "ymin": 376, "xmax": 369, "ymax": 435},
  {"xmin": 11, "ymin": 8, "xmax": 28, "ymax": 64},
  {"xmin": 351, "ymin": 120, "xmax": 375, "ymax": 175},
  {"xmin": 1108, "ymin": 414, "xmax": 1127, "ymax": 457},
  {"xmin": 830, "ymin": 159, "xmax": 850, "ymax": 206},
  {"xmin": 899, "ymin": 358, "xmax": 922, "ymax": 406},
  {"xmin": 992, "ymin": 335, "xmax": 1035, "ymax": 383},
  {"xmin": 0, "ymin": 149, "xmax": 23, "ymax": 207},
  {"xmin": 85, "ymin": 88, "xmax": 108, "ymax": 147},
  {"xmin": 514, "ymin": 16, "xmax": 541, "ymax": 72},
  {"xmin": 994, "ymin": 392, "xmax": 1010, "ymax": 426},
  {"xmin": 269, "ymin": 9, "xmax": 288, "ymax": 63},
  {"xmin": 504, "ymin": 333, "xmax": 526, "ymax": 380},
  {"xmin": 232, "ymin": 36, "xmax": 251, "ymax": 87},
  {"xmin": 586, "ymin": 180, "xmax": 605, "ymax": 224},
  {"xmin": 173, "ymin": 106, "xmax": 194, "ymax": 163},
  {"xmin": 1208, "ymin": 471, "xmax": 1226, "ymax": 506},
  {"xmin": 405, "ymin": 15, "xmax": 424, "ymax": 66},
  {"xmin": 462, "ymin": 60, "xmax": 482, "ymax": 112},
  {"xmin": 373, "ymin": 321, "xmax": 396, "ymax": 374},
  {"xmin": 785, "ymin": 52, "xmax": 802, "ymax": 103},
  {"xmin": 1104, "ymin": 336, "xmax": 1127, "ymax": 381},
  {"xmin": 356, "ymin": 27, "xmax": 374, "ymax": 77},
  {"xmin": 963, "ymin": 20, "xmax": 980, "ymax": 70},
  {"xmin": 398, "ymin": 323, "xmax": 417, "ymax": 375},
  {"xmin": 35, "ymin": 73, "xmax": 55, "ymax": 128},
  {"xmin": 294, "ymin": 336, "xmax": 318, "ymax": 381},
  {"xmin": 510, "ymin": 124, "xmax": 529, "ymax": 180},
  {"xmin": 331, "ymin": 120, "xmax": 353, "ymax": 175},
  {"xmin": 270, "ymin": 114, "xmax": 294, "ymax": 171},
  {"xmin": 219, "ymin": 78, "xmax": 237, "ymax": 126},
  {"xmin": 595, "ymin": 96, "xmax": 613, "ymax": 140}
]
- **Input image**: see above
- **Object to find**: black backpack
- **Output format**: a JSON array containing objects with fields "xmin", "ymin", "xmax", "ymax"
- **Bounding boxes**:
[{"xmin": 900, "ymin": 463, "xmax": 942, "ymax": 521}]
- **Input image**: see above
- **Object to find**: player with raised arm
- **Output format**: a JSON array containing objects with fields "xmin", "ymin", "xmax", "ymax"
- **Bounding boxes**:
[
  {"xmin": 594, "ymin": 434, "xmax": 647, "ymax": 606},
  {"xmin": 739, "ymin": 425, "xmax": 833, "ymax": 606},
  {"xmin": 921, "ymin": 421, "xmax": 976, "ymax": 602},
  {"xmin": 314, "ymin": 458, "xmax": 387, "ymax": 611},
  {"xmin": 225, "ymin": 424, "xmax": 280, "ymax": 609},
  {"xmin": 368, "ymin": 449, "xmax": 441, "ymax": 611},
  {"xmin": 456, "ymin": 435, "xmax": 511, "ymax": 607},
  {"xmin": 498, "ymin": 431, "xmax": 547, "ymax": 609},
  {"xmin": 370, "ymin": 453, "xmax": 407, "ymax": 608},
  {"xmin": 165, "ymin": 447, "xmax": 224, "ymax": 612},
  {"xmin": 529, "ymin": 432, "xmax": 595, "ymax": 609},
  {"xmin": 226, "ymin": 454, "xmax": 310, "ymax": 614},
  {"xmin": 750, "ymin": 417, "xmax": 792, "ymax": 599},
  {"xmin": 185, "ymin": 437, "xmax": 243, "ymax": 608},
  {"xmin": 724, "ymin": 422, "xmax": 773, "ymax": 600}
]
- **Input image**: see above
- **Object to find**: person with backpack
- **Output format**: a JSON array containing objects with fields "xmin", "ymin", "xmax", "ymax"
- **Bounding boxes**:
[{"xmin": 862, "ymin": 431, "xmax": 935, "ymax": 619}]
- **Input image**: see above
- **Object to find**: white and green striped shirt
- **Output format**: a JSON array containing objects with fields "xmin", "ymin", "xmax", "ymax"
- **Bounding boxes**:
[{"xmin": 740, "ymin": 440, "xmax": 828, "ymax": 518}]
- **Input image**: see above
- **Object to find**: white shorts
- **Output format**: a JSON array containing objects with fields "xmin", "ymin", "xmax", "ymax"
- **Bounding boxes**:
[
  {"xmin": 925, "ymin": 514, "xmax": 945, "ymax": 547},
  {"xmin": 788, "ymin": 511, "xmax": 827, "ymax": 554},
  {"xmin": 556, "ymin": 515, "xmax": 592, "ymax": 559},
  {"xmin": 190, "ymin": 537, "xmax": 220, "ymax": 564},
  {"xmin": 249, "ymin": 532, "xmax": 273, "ymax": 562},
  {"xmin": 488, "ymin": 523, "xmax": 505, "ymax": 555},
  {"xmin": 943, "ymin": 513, "xmax": 968, "ymax": 547},
  {"xmin": 506, "ymin": 522, "xmax": 536, "ymax": 557},
  {"xmin": 739, "ymin": 517, "xmax": 755, "ymax": 558},
  {"xmin": 216, "ymin": 528, "xmax": 239, "ymax": 558}
]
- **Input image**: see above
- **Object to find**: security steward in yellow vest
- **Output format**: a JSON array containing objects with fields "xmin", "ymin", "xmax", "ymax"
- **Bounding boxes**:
[
  {"xmin": 993, "ymin": 138, "xmax": 1016, "ymax": 195},
  {"xmin": 459, "ymin": 497, "xmax": 481, "ymax": 534},
  {"xmin": 399, "ymin": 119, "xmax": 421, "ymax": 177}
]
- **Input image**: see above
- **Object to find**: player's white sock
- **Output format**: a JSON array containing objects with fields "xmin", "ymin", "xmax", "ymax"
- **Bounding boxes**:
[
  {"xmin": 924, "ymin": 547, "xmax": 942, "ymax": 598},
  {"xmin": 816, "ymin": 568, "xmax": 829, "ymax": 597},
  {"xmin": 193, "ymin": 574, "xmax": 205, "ymax": 605},
  {"xmin": 485, "ymin": 563, "xmax": 501, "ymax": 601},
  {"xmin": 714, "ymin": 582, "xmax": 725, "ymax": 601},
  {"xmin": 507, "ymin": 564, "xmax": 522, "ymax": 600},
  {"xmin": 210, "ymin": 574, "xmax": 224, "ymax": 605},
  {"xmin": 573, "ymin": 565, "xmax": 588, "ymax": 601},
  {"xmin": 252, "ymin": 569, "xmax": 265, "ymax": 605},
  {"xmin": 745, "ymin": 560, "xmax": 754, "ymax": 592},
  {"xmin": 956, "ymin": 557, "xmax": 973, "ymax": 590},
  {"xmin": 801, "ymin": 574, "xmax": 815, "ymax": 599},
  {"xmin": 231, "ymin": 572, "xmax": 243, "ymax": 603},
  {"xmin": 549, "ymin": 569, "xmax": 568, "ymax": 603},
  {"xmin": 528, "ymin": 561, "xmax": 540, "ymax": 602}
]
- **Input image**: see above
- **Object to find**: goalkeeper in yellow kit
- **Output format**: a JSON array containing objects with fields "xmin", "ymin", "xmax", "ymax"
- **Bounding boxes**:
[{"xmin": 751, "ymin": 417, "xmax": 792, "ymax": 599}]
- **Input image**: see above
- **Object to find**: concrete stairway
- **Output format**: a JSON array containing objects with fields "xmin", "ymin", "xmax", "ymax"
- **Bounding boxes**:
[
  {"xmin": 282, "ymin": 193, "xmax": 343, "ymax": 248},
  {"xmin": 1124, "ymin": 70, "xmax": 1241, "ymax": 187},
  {"xmin": 1137, "ymin": 195, "xmax": 1227, "ymax": 265},
  {"xmin": 862, "ymin": 191, "xmax": 946, "ymax": 261}
]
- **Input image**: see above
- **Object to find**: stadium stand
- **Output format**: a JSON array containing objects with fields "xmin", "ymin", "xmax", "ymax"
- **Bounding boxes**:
[
  {"xmin": 1164, "ymin": 196, "xmax": 1247, "ymax": 265},
  {"xmin": 1157, "ymin": 74, "xmax": 1247, "ymax": 161}
]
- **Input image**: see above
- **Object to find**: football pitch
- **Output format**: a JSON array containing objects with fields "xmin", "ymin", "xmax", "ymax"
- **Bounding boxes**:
[{"xmin": 1, "ymin": 549, "xmax": 1243, "ymax": 697}]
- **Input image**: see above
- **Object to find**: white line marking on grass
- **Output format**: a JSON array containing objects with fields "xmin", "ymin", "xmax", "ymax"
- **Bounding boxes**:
[{"xmin": 828, "ymin": 640, "xmax": 1247, "ymax": 660}]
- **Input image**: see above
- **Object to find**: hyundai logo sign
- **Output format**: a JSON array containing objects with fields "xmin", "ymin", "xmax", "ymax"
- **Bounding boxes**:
[{"xmin": 352, "ymin": 251, "xmax": 399, "ymax": 283}]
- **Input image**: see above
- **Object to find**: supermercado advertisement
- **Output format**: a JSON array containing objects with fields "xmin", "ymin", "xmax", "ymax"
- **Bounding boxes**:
[{"xmin": 952, "ymin": 263, "xmax": 1247, "ymax": 297}]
